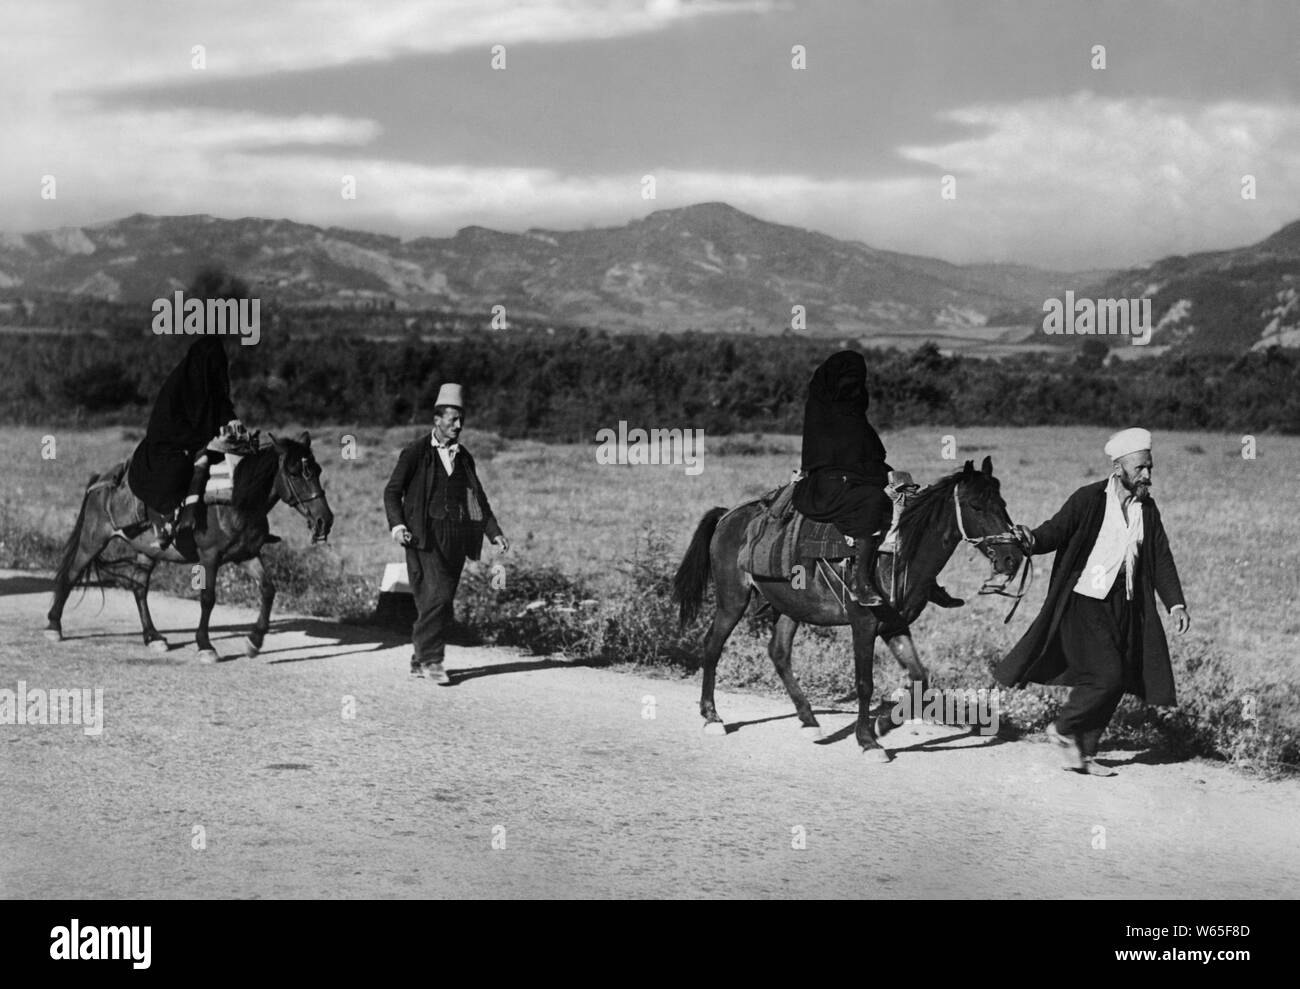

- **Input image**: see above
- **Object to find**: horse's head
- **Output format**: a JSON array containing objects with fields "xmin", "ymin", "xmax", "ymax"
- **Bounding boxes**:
[
  {"xmin": 269, "ymin": 431, "xmax": 334, "ymax": 543},
  {"xmin": 954, "ymin": 456, "xmax": 1024, "ymax": 579}
]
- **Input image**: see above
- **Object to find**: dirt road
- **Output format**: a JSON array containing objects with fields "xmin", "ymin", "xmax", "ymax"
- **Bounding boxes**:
[{"xmin": 2, "ymin": 571, "xmax": 1297, "ymax": 898}]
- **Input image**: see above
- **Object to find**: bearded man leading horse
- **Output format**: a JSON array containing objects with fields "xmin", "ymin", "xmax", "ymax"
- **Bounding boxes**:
[
  {"xmin": 673, "ymin": 351, "xmax": 1027, "ymax": 762},
  {"xmin": 45, "ymin": 271, "xmax": 334, "ymax": 661}
]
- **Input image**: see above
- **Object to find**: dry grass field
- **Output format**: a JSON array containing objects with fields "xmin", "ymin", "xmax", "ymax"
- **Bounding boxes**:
[{"xmin": 2, "ymin": 423, "xmax": 1297, "ymax": 769}]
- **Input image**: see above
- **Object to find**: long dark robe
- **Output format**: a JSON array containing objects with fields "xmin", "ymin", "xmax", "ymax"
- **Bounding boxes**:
[
  {"xmin": 993, "ymin": 479, "xmax": 1186, "ymax": 706},
  {"xmin": 792, "ymin": 351, "xmax": 892, "ymax": 538},
  {"xmin": 127, "ymin": 338, "xmax": 236, "ymax": 514}
]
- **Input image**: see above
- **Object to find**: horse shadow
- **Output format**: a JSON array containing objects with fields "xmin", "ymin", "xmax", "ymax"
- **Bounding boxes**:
[
  {"xmin": 0, "ymin": 574, "xmax": 55, "ymax": 596},
  {"xmin": 722, "ymin": 706, "xmax": 1010, "ymax": 755},
  {"xmin": 212, "ymin": 618, "xmax": 411, "ymax": 664}
]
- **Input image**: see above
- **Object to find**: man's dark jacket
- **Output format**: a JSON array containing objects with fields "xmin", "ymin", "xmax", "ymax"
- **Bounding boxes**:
[
  {"xmin": 383, "ymin": 436, "xmax": 502, "ymax": 560},
  {"xmin": 128, "ymin": 338, "xmax": 236, "ymax": 513},
  {"xmin": 993, "ymin": 479, "xmax": 1186, "ymax": 706}
]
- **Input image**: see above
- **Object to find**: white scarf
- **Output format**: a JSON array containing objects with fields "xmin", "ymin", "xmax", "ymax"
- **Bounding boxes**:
[{"xmin": 1075, "ymin": 472, "xmax": 1144, "ymax": 600}]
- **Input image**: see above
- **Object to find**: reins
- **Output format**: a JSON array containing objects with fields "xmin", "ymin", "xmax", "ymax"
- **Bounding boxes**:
[{"xmin": 952, "ymin": 486, "xmax": 1034, "ymax": 623}]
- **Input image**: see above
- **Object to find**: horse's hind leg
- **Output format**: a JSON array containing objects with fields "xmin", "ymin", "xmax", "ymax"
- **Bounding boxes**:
[
  {"xmin": 877, "ymin": 629, "xmax": 930, "ymax": 738},
  {"xmin": 129, "ymin": 554, "xmax": 169, "ymax": 653},
  {"xmin": 699, "ymin": 556, "xmax": 752, "ymax": 735},
  {"xmin": 46, "ymin": 493, "xmax": 114, "ymax": 642},
  {"xmin": 241, "ymin": 556, "xmax": 275, "ymax": 658},
  {"xmin": 767, "ymin": 613, "xmax": 820, "ymax": 735}
]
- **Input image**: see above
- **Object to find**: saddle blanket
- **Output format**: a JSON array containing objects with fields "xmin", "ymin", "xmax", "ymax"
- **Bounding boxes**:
[
  {"xmin": 92, "ymin": 453, "xmax": 245, "ymax": 532},
  {"xmin": 738, "ymin": 481, "xmax": 857, "ymax": 580}
]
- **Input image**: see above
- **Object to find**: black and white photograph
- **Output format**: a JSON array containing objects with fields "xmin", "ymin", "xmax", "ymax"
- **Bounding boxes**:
[{"xmin": 1, "ymin": 0, "xmax": 1296, "ymax": 937}]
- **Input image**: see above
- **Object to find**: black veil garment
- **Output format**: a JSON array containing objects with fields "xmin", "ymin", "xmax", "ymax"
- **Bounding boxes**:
[
  {"xmin": 793, "ymin": 351, "xmax": 892, "ymax": 538},
  {"xmin": 127, "ymin": 337, "xmax": 237, "ymax": 514}
]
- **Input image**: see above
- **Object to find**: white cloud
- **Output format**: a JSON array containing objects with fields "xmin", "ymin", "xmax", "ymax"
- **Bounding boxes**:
[
  {"xmin": 3, "ymin": 7, "xmax": 1298, "ymax": 272},
  {"xmin": 0, "ymin": 0, "xmax": 775, "ymax": 89},
  {"xmin": 893, "ymin": 93, "xmax": 1300, "ymax": 266}
]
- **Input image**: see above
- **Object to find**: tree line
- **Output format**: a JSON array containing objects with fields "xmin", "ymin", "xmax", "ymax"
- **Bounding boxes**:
[{"xmin": 4, "ymin": 325, "xmax": 1298, "ymax": 439}]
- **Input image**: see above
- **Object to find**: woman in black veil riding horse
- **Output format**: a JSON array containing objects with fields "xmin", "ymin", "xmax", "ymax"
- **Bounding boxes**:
[
  {"xmin": 792, "ymin": 350, "xmax": 894, "ymax": 605},
  {"xmin": 127, "ymin": 269, "xmax": 248, "ymax": 546}
]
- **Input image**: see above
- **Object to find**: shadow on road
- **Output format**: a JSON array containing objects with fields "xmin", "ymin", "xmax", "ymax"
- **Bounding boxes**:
[
  {"xmin": 723, "ymin": 707, "xmax": 855, "ymax": 735},
  {"xmin": 448, "ymin": 656, "xmax": 594, "ymax": 684},
  {"xmin": 0, "ymin": 574, "xmax": 54, "ymax": 596},
  {"xmin": 250, "ymin": 619, "xmax": 411, "ymax": 663}
]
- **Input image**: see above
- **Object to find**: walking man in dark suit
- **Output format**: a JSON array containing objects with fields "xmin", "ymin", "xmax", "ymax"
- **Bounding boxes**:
[
  {"xmin": 995, "ymin": 428, "xmax": 1190, "ymax": 776},
  {"xmin": 383, "ymin": 384, "xmax": 508, "ymax": 684}
]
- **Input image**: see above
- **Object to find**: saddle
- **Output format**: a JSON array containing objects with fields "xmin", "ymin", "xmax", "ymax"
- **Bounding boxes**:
[
  {"xmin": 91, "ymin": 443, "xmax": 257, "ymax": 536},
  {"xmin": 738, "ymin": 479, "xmax": 861, "ymax": 580},
  {"xmin": 738, "ymin": 472, "xmax": 942, "ymax": 608}
]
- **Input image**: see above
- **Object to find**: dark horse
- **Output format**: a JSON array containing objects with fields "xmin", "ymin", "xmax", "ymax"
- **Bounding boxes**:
[
  {"xmin": 672, "ymin": 457, "xmax": 1024, "ymax": 763},
  {"xmin": 45, "ymin": 432, "xmax": 334, "ymax": 662}
]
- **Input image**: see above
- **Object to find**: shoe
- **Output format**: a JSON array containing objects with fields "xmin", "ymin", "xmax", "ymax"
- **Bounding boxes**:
[
  {"xmin": 409, "ymin": 665, "xmax": 427, "ymax": 679},
  {"xmin": 1083, "ymin": 758, "xmax": 1117, "ymax": 777},
  {"xmin": 1046, "ymin": 723, "xmax": 1085, "ymax": 771},
  {"xmin": 151, "ymin": 521, "xmax": 176, "ymax": 552},
  {"xmin": 427, "ymin": 663, "xmax": 452, "ymax": 686},
  {"xmin": 928, "ymin": 583, "xmax": 965, "ymax": 608}
]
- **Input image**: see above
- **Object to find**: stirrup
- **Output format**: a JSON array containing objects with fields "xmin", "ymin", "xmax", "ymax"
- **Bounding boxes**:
[{"xmin": 151, "ymin": 521, "xmax": 176, "ymax": 551}]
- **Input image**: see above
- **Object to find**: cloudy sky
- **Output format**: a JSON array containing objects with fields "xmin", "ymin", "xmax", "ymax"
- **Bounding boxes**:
[{"xmin": 3, "ymin": 0, "xmax": 1299, "ymax": 268}]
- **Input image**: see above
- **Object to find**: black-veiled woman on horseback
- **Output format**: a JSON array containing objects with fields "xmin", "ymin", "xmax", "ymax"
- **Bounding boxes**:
[
  {"xmin": 126, "ymin": 269, "xmax": 249, "ymax": 547},
  {"xmin": 792, "ymin": 350, "xmax": 893, "ymax": 605}
]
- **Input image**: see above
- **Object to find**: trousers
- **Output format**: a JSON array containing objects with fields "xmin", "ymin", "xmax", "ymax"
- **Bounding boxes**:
[
  {"xmin": 405, "ymin": 541, "xmax": 466, "ymax": 668},
  {"xmin": 1055, "ymin": 579, "xmax": 1140, "ymax": 756}
]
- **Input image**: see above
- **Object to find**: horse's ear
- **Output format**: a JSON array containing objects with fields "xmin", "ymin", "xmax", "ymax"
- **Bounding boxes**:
[
  {"xmin": 981, "ymin": 455, "xmax": 993, "ymax": 476},
  {"xmin": 296, "ymin": 430, "xmax": 311, "ymax": 448},
  {"xmin": 963, "ymin": 459, "xmax": 974, "ymax": 473}
]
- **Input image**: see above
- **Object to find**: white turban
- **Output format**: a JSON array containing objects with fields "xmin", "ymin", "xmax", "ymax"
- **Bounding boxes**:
[{"xmin": 1104, "ymin": 427, "xmax": 1152, "ymax": 461}]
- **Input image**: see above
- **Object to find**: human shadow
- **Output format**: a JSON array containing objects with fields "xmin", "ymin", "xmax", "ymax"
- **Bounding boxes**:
[
  {"xmin": 1092, "ymin": 747, "xmax": 1194, "ymax": 768},
  {"xmin": 446, "ymin": 656, "xmax": 595, "ymax": 685},
  {"xmin": 253, "ymin": 618, "xmax": 412, "ymax": 664}
]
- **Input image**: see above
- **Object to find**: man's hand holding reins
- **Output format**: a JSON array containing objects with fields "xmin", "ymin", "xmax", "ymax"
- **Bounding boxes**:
[{"xmin": 1013, "ymin": 524, "xmax": 1035, "ymax": 553}]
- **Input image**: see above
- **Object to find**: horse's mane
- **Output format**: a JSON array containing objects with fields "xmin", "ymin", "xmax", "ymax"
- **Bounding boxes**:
[
  {"xmin": 231, "ymin": 444, "xmax": 281, "ymax": 510},
  {"xmin": 895, "ymin": 467, "xmax": 1000, "ymax": 554}
]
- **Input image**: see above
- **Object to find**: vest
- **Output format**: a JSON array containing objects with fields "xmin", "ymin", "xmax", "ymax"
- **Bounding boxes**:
[{"xmin": 429, "ymin": 454, "xmax": 469, "ymax": 522}]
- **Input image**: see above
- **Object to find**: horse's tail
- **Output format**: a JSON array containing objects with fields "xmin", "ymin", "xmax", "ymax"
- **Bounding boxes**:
[
  {"xmin": 672, "ymin": 507, "xmax": 728, "ymax": 627},
  {"xmin": 54, "ymin": 472, "xmax": 105, "ymax": 596}
]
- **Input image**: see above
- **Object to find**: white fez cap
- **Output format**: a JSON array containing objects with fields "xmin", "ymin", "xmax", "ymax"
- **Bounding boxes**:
[
  {"xmin": 434, "ymin": 383, "xmax": 463, "ymax": 409},
  {"xmin": 1104, "ymin": 427, "xmax": 1151, "ymax": 461}
]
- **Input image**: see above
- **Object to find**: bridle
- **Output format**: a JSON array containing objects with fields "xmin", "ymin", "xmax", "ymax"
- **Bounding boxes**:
[
  {"xmin": 279, "ymin": 456, "xmax": 326, "ymax": 511},
  {"xmin": 952, "ymin": 485, "xmax": 1034, "ymax": 623}
]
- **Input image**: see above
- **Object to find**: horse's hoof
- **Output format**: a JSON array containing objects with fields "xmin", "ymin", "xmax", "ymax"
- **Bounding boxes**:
[
  {"xmin": 148, "ymin": 638, "xmax": 169, "ymax": 654},
  {"xmin": 800, "ymin": 724, "xmax": 824, "ymax": 740},
  {"xmin": 43, "ymin": 628, "xmax": 62, "ymax": 643},
  {"xmin": 197, "ymin": 649, "xmax": 219, "ymax": 664},
  {"xmin": 243, "ymin": 637, "xmax": 260, "ymax": 658},
  {"xmin": 702, "ymin": 720, "xmax": 727, "ymax": 736},
  {"xmin": 861, "ymin": 747, "xmax": 893, "ymax": 764}
]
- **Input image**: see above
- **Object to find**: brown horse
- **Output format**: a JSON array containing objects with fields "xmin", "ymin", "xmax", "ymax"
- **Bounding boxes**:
[
  {"xmin": 45, "ymin": 432, "xmax": 334, "ymax": 662},
  {"xmin": 671, "ymin": 457, "xmax": 1025, "ymax": 762}
]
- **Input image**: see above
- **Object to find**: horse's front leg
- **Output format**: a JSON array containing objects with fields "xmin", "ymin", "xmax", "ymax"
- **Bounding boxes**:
[
  {"xmin": 195, "ymin": 555, "xmax": 219, "ymax": 663},
  {"xmin": 877, "ymin": 629, "xmax": 930, "ymax": 737},
  {"xmin": 241, "ymin": 556, "xmax": 275, "ymax": 658},
  {"xmin": 130, "ymin": 552, "xmax": 169, "ymax": 653},
  {"xmin": 850, "ymin": 610, "xmax": 891, "ymax": 763}
]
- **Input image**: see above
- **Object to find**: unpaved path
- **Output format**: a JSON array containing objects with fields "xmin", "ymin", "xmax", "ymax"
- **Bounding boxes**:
[{"xmin": 2, "ymin": 571, "xmax": 1297, "ymax": 899}]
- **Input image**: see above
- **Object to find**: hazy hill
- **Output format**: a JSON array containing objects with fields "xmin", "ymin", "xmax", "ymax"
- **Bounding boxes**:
[{"xmin": 0, "ymin": 203, "xmax": 1102, "ymax": 339}]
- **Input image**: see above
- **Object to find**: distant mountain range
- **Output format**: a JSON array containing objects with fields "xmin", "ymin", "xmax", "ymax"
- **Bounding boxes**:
[{"xmin": 1, "ymin": 203, "xmax": 1296, "ymax": 353}]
